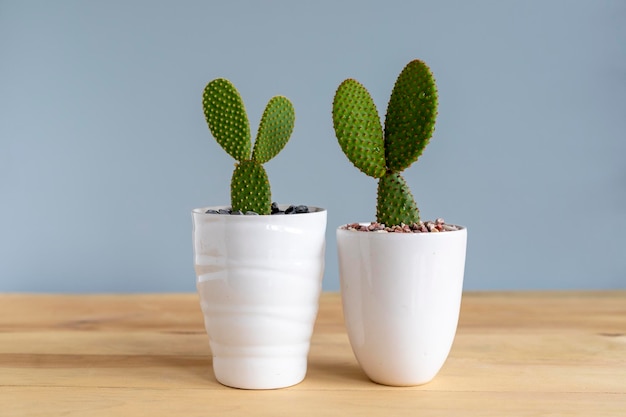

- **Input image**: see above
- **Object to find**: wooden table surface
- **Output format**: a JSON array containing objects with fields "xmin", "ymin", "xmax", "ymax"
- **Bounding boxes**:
[{"xmin": 1, "ymin": 292, "xmax": 624, "ymax": 416}]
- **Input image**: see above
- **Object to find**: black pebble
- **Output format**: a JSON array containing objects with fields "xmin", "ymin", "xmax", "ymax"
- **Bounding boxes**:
[
  {"xmin": 284, "ymin": 205, "xmax": 296, "ymax": 214},
  {"xmin": 295, "ymin": 205, "xmax": 309, "ymax": 213},
  {"xmin": 231, "ymin": 210, "xmax": 243, "ymax": 215},
  {"xmin": 218, "ymin": 208, "xmax": 231, "ymax": 215},
  {"xmin": 205, "ymin": 209, "xmax": 219, "ymax": 214},
  {"xmin": 271, "ymin": 202, "xmax": 280, "ymax": 214},
  {"xmin": 245, "ymin": 211, "xmax": 259, "ymax": 215}
]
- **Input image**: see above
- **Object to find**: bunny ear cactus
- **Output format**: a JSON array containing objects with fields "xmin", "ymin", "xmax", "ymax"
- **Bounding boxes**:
[
  {"xmin": 202, "ymin": 78, "xmax": 295, "ymax": 215},
  {"xmin": 332, "ymin": 59, "xmax": 438, "ymax": 226}
]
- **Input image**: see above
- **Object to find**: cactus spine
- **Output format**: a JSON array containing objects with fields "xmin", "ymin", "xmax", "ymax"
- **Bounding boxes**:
[
  {"xmin": 202, "ymin": 79, "xmax": 295, "ymax": 214},
  {"xmin": 332, "ymin": 59, "xmax": 438, "ymax": 226}
]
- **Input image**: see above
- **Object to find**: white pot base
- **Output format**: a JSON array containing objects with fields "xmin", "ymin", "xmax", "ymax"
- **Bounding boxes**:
[{"xmin": 213, "ymin": 356, "xmax": 307, "ymax": 390}]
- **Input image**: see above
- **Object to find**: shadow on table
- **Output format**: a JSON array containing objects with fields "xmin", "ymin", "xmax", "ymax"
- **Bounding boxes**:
[{"xmin": 305, "ymin": 357, "xmax": 371, "ymax": 386}]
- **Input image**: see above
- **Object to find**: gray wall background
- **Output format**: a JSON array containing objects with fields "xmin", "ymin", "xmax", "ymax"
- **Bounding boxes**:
[{"xmin": 1, "ymin": 0, "xmax": 625, "ymax": 293}]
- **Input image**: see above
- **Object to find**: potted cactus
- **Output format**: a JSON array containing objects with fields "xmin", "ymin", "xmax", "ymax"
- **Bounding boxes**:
[
  {"xmin": 192, "ymin": 78, "xmax": 327, "ymax": 389},
  {"xmin": 332, "ymin": 59, "xmax": 467, "ymax": 386}
]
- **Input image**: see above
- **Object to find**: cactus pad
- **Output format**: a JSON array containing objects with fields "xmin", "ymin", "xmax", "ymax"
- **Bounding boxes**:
[
  {"xmin": 203, "ymin": 78, "xmax": 251, "ymax": 162},
  {"xmin": 332, "ymin": 79, "xmax": 386, "ymax": 179},
  {"xmin": 252, "ymin": 96, "xmax": 295, "ymax": 164},
  {"xmin": 376, "ymin": 172, "xmax": 420, "ymax": 226},
  {"xmin": 230, "ymin": 160, "xmax": 271, "ymax": 215},
  {"xmin": 384, "ymin": 59, "xmax": 438, "ymax": 173}
]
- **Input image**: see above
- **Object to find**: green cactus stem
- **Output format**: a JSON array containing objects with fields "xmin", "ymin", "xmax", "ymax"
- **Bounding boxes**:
[
  {"xmin": 202, "ymin": 78, "xmax": 295, "ymax": 214},
  {"xmin": 230, "ymin": 160, "xmax": 271, "ymax": 215},
  {"xmin": 332, "ymin": 59, "xmax": 438, "ymax": 226},
  {"xmin": 376, "ymin": 172, "xmax": 420, "ymax": 226}
]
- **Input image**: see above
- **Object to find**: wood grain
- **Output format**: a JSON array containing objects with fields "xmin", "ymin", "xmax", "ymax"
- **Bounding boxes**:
[{"xmin": 1, "ymin": 292, "xmax": 624, "ymax": 416}]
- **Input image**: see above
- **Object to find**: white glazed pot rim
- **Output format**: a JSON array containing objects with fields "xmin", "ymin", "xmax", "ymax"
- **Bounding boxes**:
[
  {"xmin": 337, "ymin": 223, "xmax": 466, "ymax": 239},
  {"xmin": 193, "ymin": 204, "xmax": 326, "ymax": 215}
]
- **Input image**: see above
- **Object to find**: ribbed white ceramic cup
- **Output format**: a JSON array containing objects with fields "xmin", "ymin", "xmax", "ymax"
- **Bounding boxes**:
[{"xmin": 193, "ymin": 206, "xmax": 326, "ymax": 389}]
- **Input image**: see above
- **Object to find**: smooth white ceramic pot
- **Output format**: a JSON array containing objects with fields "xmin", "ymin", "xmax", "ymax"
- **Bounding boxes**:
[
  {"xmin": 192, "ymin": 205, "xmax": 327, "ymax": 389},
  {"xmin": 337, "ymin": 225, "xmax": 467, "ymax": 386}
]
